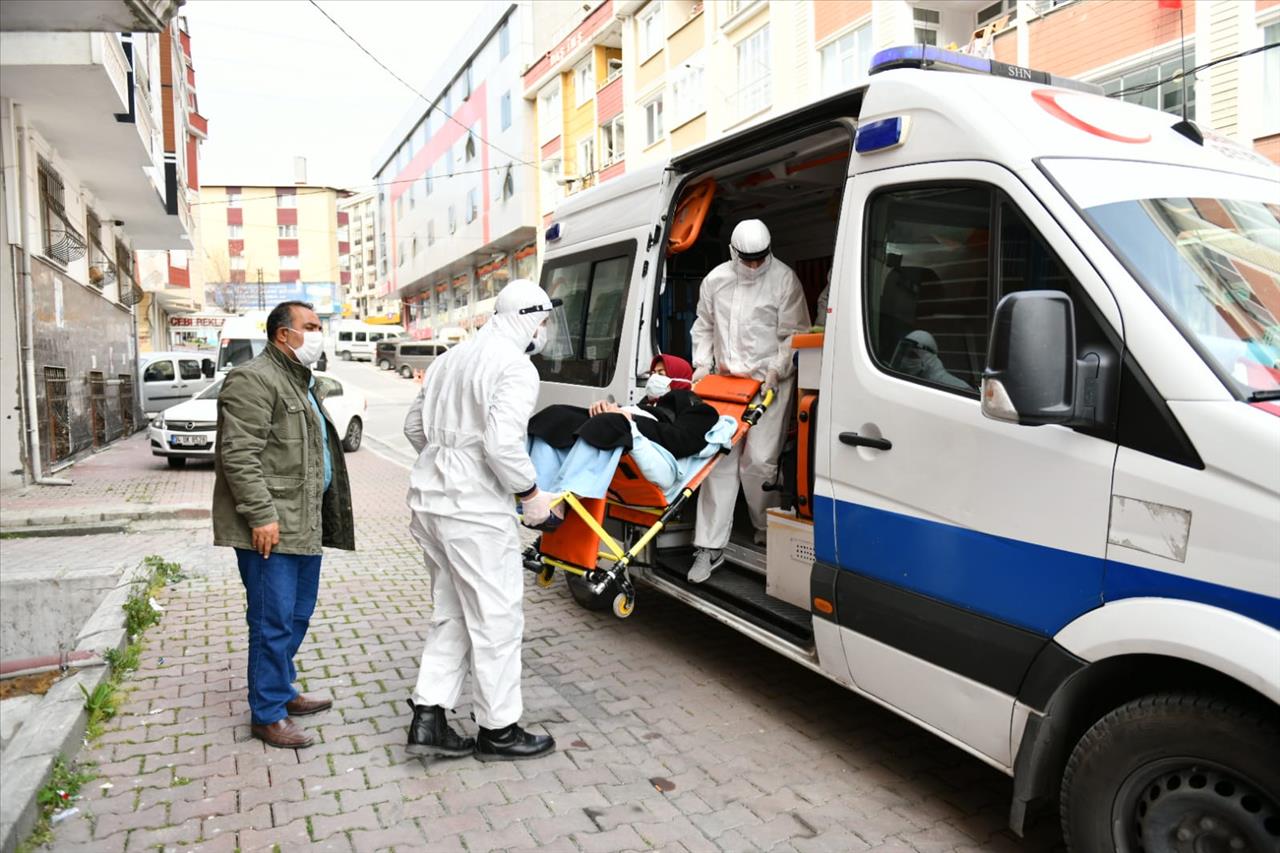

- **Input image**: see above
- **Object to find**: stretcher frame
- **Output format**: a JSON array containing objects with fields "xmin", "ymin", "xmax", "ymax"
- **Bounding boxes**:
[{"xmin": 523, "ymin": 379, "xmax": 773, "ymax": 619}]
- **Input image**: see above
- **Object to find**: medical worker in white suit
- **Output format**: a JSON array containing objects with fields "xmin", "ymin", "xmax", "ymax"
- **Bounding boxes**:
[
  {"xmin": 401, "ymin": 279, "xmax": 567, "ymax": 761},
  {"xmin": 688, "ymin": 219, "xmax": 810, "ymax": 583}
]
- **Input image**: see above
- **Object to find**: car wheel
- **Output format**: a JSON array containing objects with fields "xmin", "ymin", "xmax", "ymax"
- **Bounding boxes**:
[
  {"xmin": 400, "ymin": 365, "xmax": 413, "ymax": 378},
  {"xmin": 1060, "ymin": 692, "xmax": 1280, "ymax": 853},
  {"xmin": 342, "ymin": 416, "xmax": 362, "ymax": 452},
  {"xmin": 166, "ymin": 457, "xmax": 187, "ymax": 469},
  {"xmin": 378, "ymin": 359, "xmax": 391, "ymax": 371},
  {"xmin": 340, "ymin": 350, "xmax": 352, "ymax": 361}
]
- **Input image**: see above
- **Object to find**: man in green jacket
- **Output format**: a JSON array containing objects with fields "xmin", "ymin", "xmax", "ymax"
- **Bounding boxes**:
[{"xmin": 213, "ymin": 300, "xmax": 355, "ymax": 749}]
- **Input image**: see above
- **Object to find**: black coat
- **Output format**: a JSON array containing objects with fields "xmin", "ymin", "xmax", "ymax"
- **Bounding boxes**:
[{"xmin": 528, "ymin": 390, "xmax": 719, "ymax": 458}]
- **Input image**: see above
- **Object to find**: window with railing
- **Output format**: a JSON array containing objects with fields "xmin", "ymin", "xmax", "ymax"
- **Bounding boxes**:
[
  {"xmin": 85, "ymin": 209, "xmax": 115, "ymax": 288},
  {"xmin": 39, "ymin": 160, "xmax": 85, "ymax": 266},
  {"xmin": 601, "ymin": 116, "xmax": 625, "ymax": 166},
  {"xmin": 735, "ymin": 25, "xmax": 771, "ymax": 119}
]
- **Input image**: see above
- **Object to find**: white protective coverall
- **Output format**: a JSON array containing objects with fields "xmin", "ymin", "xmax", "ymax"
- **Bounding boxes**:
[
  {"xmin": 691, "ymin": 220, "xmax": 811, "ymax": 549},
  {"xmin": 403, "ymin": 279, "xmax": 551, "ymax": 729},
  {"xmin": 891, "ymin": 329, "xmax": 972, "ymax": 392}
]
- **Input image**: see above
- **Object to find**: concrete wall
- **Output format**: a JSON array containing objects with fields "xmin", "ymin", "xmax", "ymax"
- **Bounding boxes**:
[{"xmin": 0, "ymin": 192, "xmax": 25, "ymax": 490}]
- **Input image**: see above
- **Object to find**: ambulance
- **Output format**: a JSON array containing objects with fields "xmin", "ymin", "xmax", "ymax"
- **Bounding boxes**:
[{"xmin": 532, "ymin": 46, "xmax": 1280, "ymax": 851}]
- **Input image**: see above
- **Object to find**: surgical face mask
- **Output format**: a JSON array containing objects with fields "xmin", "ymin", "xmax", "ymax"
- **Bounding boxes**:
[
  {"xmin": 526, "ymin": 323, "xmax": 548, "ymax": 355},
  {"xmin": 733, "ymin": 254, "xmax": 772, "ymax": 282},
  {"xmin": 645, "ymin": 373, "xmax": 672, "ymax": 399},
  {"xmin": 288, "ymin": 328, "xmax": 324, "ymax": 366}
]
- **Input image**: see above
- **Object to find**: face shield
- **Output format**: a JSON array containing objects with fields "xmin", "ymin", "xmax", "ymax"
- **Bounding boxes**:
[{"xmin": 519, "ymin": 300, "xmax": 574, "ymax": 361}]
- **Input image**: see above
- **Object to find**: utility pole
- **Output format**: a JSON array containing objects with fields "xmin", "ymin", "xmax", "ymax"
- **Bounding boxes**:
[{"xmin": 257, "ymin": 268, "xmax": 264, "ymax": 310}]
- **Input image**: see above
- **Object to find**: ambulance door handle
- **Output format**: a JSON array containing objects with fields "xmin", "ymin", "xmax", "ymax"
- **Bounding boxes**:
[{"xmin": 839, "ymin": 432, "xmax": 892, "ymax": 451}]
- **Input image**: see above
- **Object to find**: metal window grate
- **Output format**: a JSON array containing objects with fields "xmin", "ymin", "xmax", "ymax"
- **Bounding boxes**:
[
  {"xmin": 89, "ymin": 370, "xmax": 107, "ymax": 448},
  {"xmin": 118, "ymin": 374, "xmax": 135, "ymax": 435},
  {"xmin": 43, "ymin": 366, "xmax": 71, "ymax": 463}
]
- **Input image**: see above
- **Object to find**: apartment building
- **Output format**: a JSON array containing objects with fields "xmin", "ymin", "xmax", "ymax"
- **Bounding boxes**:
[
  {"xmin": 197, "ymin": 183, "xmax": 345, "ymax": 319},
  {"xmin": 373, "ymin": 2, "xmax": 563, "ymax": 342},
  {"xmin": 1, "ymin": 0, "xmax": 194, "ymax": 487},
  {"xmin": 338, "ymin": 191, "xmax": 396, "ymax": 321}
]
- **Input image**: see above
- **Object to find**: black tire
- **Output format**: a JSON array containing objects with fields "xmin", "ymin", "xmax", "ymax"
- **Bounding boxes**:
[
  {"xmin": 400, "ymin": 365, "xmax": 413, "ymax": 379},
  {"xmin": 566, "ymin": 571, "xmax": 617, "ymax": 612},
  {"xmin": 1061, "ymin": 692, "xmax": 1280, "ymax": 853},
  {"xmin": 166, "ymin": 456, "xmax": 187, "ymax": 469},
  {"xmin": 341, "ymin": 417, "xmax": 362, "ymax": 452},
  {"xmin": 340, "ymin": 350, "xmax": 352, "ymax": 361},
  {"xmin": 378, "ymin": 359, "xmax": 391, "ymax": 371}
]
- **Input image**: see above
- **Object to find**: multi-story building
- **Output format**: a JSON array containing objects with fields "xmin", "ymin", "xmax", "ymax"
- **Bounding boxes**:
[
  {"xmin": 337, "ymin": 191, "xmax": 395, "ymax": 321},
  {"xmin": 196, "ymin": 182, "xmax": 346, "ymax": 321},
  {"xmin": 1, "ymin": 0, "xmax": 194, "ymax": 487},
  {"xmin": 137, "ymin": 14, "xmax": 208, "ymax": 353},
  {"xmin": 373, "ymin": 1, "xmax": 570, "ymax": 341}
]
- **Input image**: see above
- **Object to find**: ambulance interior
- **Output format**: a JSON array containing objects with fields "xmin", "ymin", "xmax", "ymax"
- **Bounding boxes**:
[{"xmin": 637, "ymin": 126, "xmax": 853, "ymax": 645}]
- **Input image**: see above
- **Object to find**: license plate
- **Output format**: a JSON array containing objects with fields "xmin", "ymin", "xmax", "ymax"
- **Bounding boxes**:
[{"xmin": 171, "ymin": 435, "xmax": 208, "ymax": 447}]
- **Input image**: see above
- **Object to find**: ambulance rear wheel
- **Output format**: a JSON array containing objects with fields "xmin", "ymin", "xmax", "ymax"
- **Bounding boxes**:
[
  {"xmin": 566, "ymin": 572, "xmax": 615, "ymax": 611},
  {"xmin": 1060, "ymin": 692, "xmax": 1280, "ymax": 853}
]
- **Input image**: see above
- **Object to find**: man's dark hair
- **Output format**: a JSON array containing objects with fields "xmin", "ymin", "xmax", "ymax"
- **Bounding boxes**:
[{"xmin": 266, "ymin": 300, "xmax": 315, "ymax": 341}]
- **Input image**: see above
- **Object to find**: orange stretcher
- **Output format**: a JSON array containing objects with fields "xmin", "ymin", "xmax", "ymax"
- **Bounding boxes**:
[{"xmin": 523, "ymin": 375, "xmax": 773, "ymax": 618}]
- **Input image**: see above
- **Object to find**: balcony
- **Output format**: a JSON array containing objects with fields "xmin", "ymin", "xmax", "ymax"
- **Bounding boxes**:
[
  {"xmin": 0, "ymin": 0, "xmax": 182, "ymax": 32},
  {"xmin": 0, "ymin": 31, "xmax": 189, "ymax": 249}
]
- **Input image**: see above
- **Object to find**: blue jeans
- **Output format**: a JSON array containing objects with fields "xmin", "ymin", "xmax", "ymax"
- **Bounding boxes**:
[{"xmin": 235, "ymin": 548, "xmax": 321, "ymax": 725}]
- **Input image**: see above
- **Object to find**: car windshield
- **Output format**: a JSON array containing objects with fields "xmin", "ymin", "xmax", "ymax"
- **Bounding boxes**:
[
  {"xmin": 218, "ymin": 339, "xmax": 266, "ymax": 371},
  {"xmin": 196, "ymin": 379, "xmax": 223, "ymax": 400},
  {"xmin": 1085, "ymin": 196, "xmax": 1280, "ymax": 398}
]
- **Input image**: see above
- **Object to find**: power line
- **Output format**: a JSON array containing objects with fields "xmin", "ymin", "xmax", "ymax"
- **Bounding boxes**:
[
  {"xmin": 306, "ymin": 0, "xmax": 534, "ymax": 172},
  {"xmin": 1108, "ymin": 42, "xmax": 1278, "ymax": 98}
]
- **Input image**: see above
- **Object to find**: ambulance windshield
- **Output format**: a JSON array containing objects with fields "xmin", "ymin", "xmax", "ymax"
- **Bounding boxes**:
[{"xmin": 1086, "ymin": 196, "xmax": 1280, "ymax": 398}]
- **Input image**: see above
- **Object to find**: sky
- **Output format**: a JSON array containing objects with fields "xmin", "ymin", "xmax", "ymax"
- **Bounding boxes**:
[{"xmin": 184, "ymin": 0, "xmax": 477, "ymax": 191}]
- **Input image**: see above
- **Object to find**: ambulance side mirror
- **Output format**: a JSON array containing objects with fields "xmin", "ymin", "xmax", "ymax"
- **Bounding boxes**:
[{"xmin": 981, "ymin": 291, "xmax": 1077, "ymax": 426}]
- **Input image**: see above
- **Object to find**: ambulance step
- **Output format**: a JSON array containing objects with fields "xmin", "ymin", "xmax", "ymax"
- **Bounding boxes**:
[
  {"xmin": 723, "ymin": 538, "xmax": 767, "ymax": 578},
  {"xmin": 651, "ymin": 560, "xmax": 812, "ymax": 646}
]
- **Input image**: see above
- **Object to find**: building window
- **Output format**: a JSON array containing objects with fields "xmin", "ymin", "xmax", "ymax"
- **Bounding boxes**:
[
  {"xmin": 977, "ymin": 0, "xmax": 1017, "ymax": 27},
  {"xmin": 86, "ymin": 209, "xmax": 109, "ymax": 288},
  {"xmin": 226, "ymin": 189, "xmax": 241, "ymax": 207},
  {"xmin": 463, "ymin": 63, "xmax": 473, "ymax": 100},
  {"xmin": 1100, "ymin": 55, "xmax": 1195, "ymax": 120},
  {"xmin": 606, "ymin": 56, "xmax": 623, "ymax": 83},
  {"xmin": 639, "ymin": 3, "xmax": 663, "ymax": 60},
  {"xmin": 913, "ymin": 8, "xmax": 940, "ymax": 46},
  {"xmin": 280, "ymin": 254, "xmax": 299, "ymax": 268},
  {"xmin": 501, "ymin": 91, "xmax": 512, "ymax": 131},
  {"xmin": 821, "ymin": 24, "xmax": 871, "ymax": 96},
  {"xmin": 539, "ymin": 81, "xmax": 562, "ymax": 144},
  {"xmin": 408, "ymin": 181, "xmax": 416, "ymax": 209},
  {"xmin": 670, "ymin": 58, "xmax": 706, "ymax": 127},
  {"xmin": 230, "ymin": 255, "xmax": 245, "ymax": 271},
  {"xmin": 396, "ymin": 196, "xmax": 405, "ymax": 220},
  {"xmin": 277, "ymin": 190, "xmax": 297, "ymax": 208},
  {"xmin": 466, "ymin": 188, "xmax": 479, "ymax": 223},
  {"xmin": 736, "ymin": 25, "xmax": 771, "ymax": 118},
  {"xmin": 412, "ymin": 236, "xmax": 420, "ymax": 257},
  {"xmin": 644, "ymin": 96, "xmax": 664, "ymax": 146},
  {"xmin": 575, "ymin": 57, "xmax": 594, "ymax": 106},
  {"xmin": 227, "ymin": 224, "xmax": 244, "ymax": 238},
  {"xmin": 502, "ymin": 167, "xmax": 515, "ymax": 200},
  {"xmin": 278, "ymin": 224, "xmax": 298, "ymax": 238},
  {"xmin": 601, "ymin": 115, "xmax": 625, "ymax": 165},
  {"xmin": 1262, "ymin": 21, "xmax": 1280, "ymax": 134},
  {"xmin": 498, "ymin": 18, "xmax": 511, "ymax": 59},
  {"xmin": 37, "ymin": 160, "xmax": 83, "ymax": 266},
  {"xmin": 578, "ymin": 137, "xmax": 595, "ymax": 181},
  {"xmin": 398, "ymin": 240, "xmax": 406, "ymax": 266},
  {"xmin": 427, "ymin": 220, "xmax": 435, "ymax": 246},
  {"xmin": 423, "ymin": 169, "xmax": 432, "ymax": 198},
  {"xmin": 448, "ymin": 205, "xmax": 457, "ymax": 234},
  {"xmin": 465, "ymin": 132, "xmax": 477, "ymax": 162}
]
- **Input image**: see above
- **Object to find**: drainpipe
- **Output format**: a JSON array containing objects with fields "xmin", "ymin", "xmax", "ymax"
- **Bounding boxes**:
[{"xmin": 12, "ymin": 104, "xmax": 71, "ymax": 485}]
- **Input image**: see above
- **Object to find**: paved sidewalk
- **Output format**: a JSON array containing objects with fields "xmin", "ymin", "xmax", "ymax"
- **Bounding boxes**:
[{"xmin": 37, "ymin": 437, "xmax": 1063, "ymax": 852}]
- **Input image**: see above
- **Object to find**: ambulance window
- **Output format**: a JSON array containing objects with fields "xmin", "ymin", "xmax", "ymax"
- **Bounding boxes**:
[{"xmin": 536, "ymin": 240, "xmax": 637, "ymax": 387}]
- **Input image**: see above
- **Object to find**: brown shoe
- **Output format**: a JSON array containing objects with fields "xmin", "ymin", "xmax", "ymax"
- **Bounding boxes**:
[
  {"xmin": 286, "ymin": 694, "xmax": 333, "ymax": 717},
  {"xmin": 251, "ymin": 717, "xmax": 314, "ymax": 749}
]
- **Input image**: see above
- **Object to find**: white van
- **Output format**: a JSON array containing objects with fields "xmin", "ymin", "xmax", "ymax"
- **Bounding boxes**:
[
  {"xmin": 331, "ymin": 319, "xmax": 404, "ymax": 362},
  {"xmin": 533, "ymin": 46, "xmax": 1280, "ymax": 850},
  {"xmin": 216, "ymin": 311, "xmax": 268, "ymax": 373}
]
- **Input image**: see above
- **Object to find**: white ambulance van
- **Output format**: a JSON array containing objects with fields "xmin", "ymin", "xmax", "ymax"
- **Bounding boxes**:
[{"xmin": 532, "ymin": 46, "xmax": 1280, "ymax": 851}]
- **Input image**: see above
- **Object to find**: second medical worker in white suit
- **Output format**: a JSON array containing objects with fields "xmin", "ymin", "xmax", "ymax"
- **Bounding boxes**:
[
  {"xmin": 402, "ymin": 279, "xmax": 566, "ymax": 761},
  {"xmin": 688, "ymin": 219, "xmax": 810, "ymax": 583}
]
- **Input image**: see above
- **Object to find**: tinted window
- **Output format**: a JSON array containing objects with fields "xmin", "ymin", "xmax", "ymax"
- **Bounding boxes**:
[
  {"xmin": 218, "ymin": 339, "xmax": 266, "ymax": 371},
  {"xmin": 196, "ymin": 379, "xmax": 222, "ymax": 400},
  {"xmin": 339, "ymin": 331, "xmax": 352, "ymax": 342},
  {"xmin": 179, "ymin": 359, "xmax": 202, "ymax": 381},
  {"xmin": 370, "ymin": 333, "xmax": 385, "ymax": 342},
  {"xmin": 144, "ymin": 360, "xmax": 175, "ymax": 382},
  {"xmin": 401, "ymin": 344, "xmax": 428, "ymax": 356},
  {"xmin": 537, "ymin": 241, "xmax": 637, "ymax": 386},
  {"xmin": 355, "ymin": 332, "xmax": 367, "ymax": 342}
]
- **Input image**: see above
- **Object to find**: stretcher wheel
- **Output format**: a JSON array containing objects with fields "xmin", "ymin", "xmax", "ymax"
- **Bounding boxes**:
[
  {"xmin": 612, "ymin": 593, "xmax": 635, "ymax": 619},
  {"xmin": 536, "ymin": 566, "xmax": 555, "ymax": 588}
]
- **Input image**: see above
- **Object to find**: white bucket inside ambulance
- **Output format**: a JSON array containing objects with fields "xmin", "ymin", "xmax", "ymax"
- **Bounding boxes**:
[{"xmin": 531, "ymin": 44, "xmax": 1280, "ymax": 852}]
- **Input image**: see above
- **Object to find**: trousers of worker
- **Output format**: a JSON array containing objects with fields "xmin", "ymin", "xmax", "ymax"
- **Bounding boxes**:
[
  {"xmin": 410, "ymin": 511, "xmax": 524, "ymax": 729},
  {"xmin": 694, "ymin": 380, "xmax": 794, "ymax": 551}
]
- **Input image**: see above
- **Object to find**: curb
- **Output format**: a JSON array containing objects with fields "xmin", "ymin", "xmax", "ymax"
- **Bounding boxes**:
[
  {"xmin": 0, "ymin": 557, "xmax": 147, "ymax": 853},
  {"xmin": 0, "ymin": 503, "xmax": 209, "ymax": 534}
]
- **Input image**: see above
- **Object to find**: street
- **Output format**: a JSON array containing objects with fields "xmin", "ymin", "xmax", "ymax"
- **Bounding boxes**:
[
  {"xmin": 322, "ymin": 356, "xmax": 421, "ymax": 467},
  {"xmin": 17, "ymin": 359, "xmax": 1066, "ymax": 853}
]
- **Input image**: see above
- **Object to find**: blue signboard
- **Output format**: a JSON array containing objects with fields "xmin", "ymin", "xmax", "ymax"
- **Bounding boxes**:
[{"xmin": 204, "ymin": 281, "xmax": 340, "ymax": 315}]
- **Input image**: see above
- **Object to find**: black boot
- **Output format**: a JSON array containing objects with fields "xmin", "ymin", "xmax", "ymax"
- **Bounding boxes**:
[
  {"xmin": 406, "ymin": 701, "xmax": 474, "ymax": 757},
  {"xmin": 474, "ymin": 722, "xmax": 556, "ymax": 762}
]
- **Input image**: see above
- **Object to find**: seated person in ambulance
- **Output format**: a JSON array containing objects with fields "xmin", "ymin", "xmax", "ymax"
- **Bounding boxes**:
[
  {"xmin": 687, "ymin": 219, "xmax": 811, "ymax": 584},
  {"xmin": 891, "ymin": 330, "xmax": 971, "ymax": 391}
]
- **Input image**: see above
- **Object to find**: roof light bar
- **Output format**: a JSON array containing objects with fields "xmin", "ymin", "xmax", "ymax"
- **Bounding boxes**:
[{"xmin": 869, "ymin": 45, "xmax": 1103, "ymax": 95}]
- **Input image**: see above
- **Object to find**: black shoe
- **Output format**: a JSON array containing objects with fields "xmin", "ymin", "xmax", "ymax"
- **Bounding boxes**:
[
  {"xmin": 474, "ymin": 722, "xmax": 556, "ymax": 762},
  {"xmin": 406, "ymin": 701, "xmax": 474, "ymax": 757}
]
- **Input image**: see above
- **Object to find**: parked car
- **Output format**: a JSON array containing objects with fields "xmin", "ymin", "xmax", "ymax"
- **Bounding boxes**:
[
  {"xmin": 374, "ymin": 339, "xmax": 400, "ymax": 371},
  {"xmin": 149, "ymin": 371, "xmax": 366, "ymax": 468},
  {"xmin": 140, "ymin": 351, "xmax": 217, "ymax": 416},
  {"xmin": 391, "ymin": 341, "xmax": 451, "ymax": 378}
]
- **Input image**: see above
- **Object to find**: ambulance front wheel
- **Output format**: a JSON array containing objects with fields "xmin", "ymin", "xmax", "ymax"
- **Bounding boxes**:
[
  {"xmin": 1059, "ymin": 691, "xmax": 1280, "ymax": 853},
  {"xmin": 612, "ymin": 593, "xmax": 634, "ymax": 619},
  {"xmin": 536, "ymin": 566, "xmax": 555, "ymax": 588}
]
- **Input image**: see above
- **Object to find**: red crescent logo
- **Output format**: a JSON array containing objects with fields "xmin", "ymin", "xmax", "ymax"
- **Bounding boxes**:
[{"xmin": 1032, "ymin": 88, "xmax": 1152, "ymax": 144}]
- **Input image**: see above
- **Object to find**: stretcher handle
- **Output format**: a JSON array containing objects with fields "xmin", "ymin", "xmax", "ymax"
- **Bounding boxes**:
[{"xmin": 743, "ymin": 388, "xmax": 775, "ymax": 427}]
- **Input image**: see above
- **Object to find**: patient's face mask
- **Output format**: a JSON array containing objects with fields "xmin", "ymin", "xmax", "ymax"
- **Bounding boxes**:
[{"xmin": 644, "ymin": 373, "xmax": 672, "ymax": 400}]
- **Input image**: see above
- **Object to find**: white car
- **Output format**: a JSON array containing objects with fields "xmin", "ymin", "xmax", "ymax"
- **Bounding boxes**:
[{"xmin": 149, "ymin": 371, "xmax": 367, "ymax": 468}]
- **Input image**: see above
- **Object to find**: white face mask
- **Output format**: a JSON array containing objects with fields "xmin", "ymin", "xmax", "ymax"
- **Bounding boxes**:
[
  {"xmin": 733, "ymin": 254, "xmax": 772, "ymax": 282},
  {"xmin": 526, "ymin": 323, "xmax": 548, "ymax": 356},
  {"xmin": 288, "ymin": 329, "xmax": 324, "ymax": 366},
  {"xmin": 645, "ymin": 373, "xmax": 672, "ymax": 399}
]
